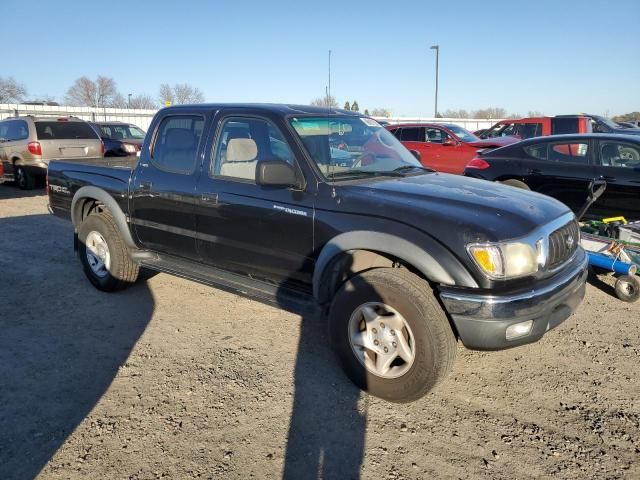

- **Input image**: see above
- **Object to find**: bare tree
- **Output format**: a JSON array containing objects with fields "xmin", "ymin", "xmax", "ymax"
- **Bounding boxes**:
[
  {"xmin": 310, "ymin": 95, "xmax": 338, "ymax": 108},
  {"xmin": 158, "ymin": 83, "xmax": 204, "ymax": 105},
  {"xmin": 110, "ymin": 93, "xmax": 127, "ymax": 108},
  {"xmin": 527, "ymin": 111, "xmax": 544, "ymax": 117},
  {"xmin": 441, "ymin": 109, "xmax": 469, "ymax": 118},
  {"xmin": 65, "ymin": 75, "xmax": 120, "ymax": 107},
  {"xmin": 612, "ymin": 111, "xmax": 640, "ymax": 122},
  {"xmin": 472, "ymin": 107, "xmax": 508, "ymax": 119},
  {"xmin": 129, "ymin": 94, "xmax": 157, "ymax": 109},
  {"xmin": 0, "ymin": 76, "xmax": 27, "ymax": 103},
  {"xmin": 370, "ymin": 108, "xmax": 392, "ymax": 118}
]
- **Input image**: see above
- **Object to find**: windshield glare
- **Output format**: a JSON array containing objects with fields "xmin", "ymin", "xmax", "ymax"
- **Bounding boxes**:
[
  {"xmin": 446, "ymin": 124, "xmax": 480, "ymax": 142},
  {"xmin": 290, "ymin": 116, "xmax": 422, "ymax": 179}
]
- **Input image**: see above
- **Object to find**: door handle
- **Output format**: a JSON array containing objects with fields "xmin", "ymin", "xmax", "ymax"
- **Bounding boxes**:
[
  {"xmin": 599, "ymin": 175, "xmax": 616, "ymax": 182},
  {"xmin": 139, "ymin": 181, "xmax": 153, "ymax": 190},
  {"xmin": 528, "ymin": 168, "xmax": 543, "ymax": 175},
  {"xmin": 201, "ymin": 192, "xmax": 218, "ymax": 203}
]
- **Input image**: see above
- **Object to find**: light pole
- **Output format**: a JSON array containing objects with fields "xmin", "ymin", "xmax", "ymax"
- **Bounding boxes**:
[
  {"xmin": 430, "ymin": 45, "xmax": 439, "ymax": 117},
  {"xmin": 128, "ymin": 93, "xmax": 132, "ymax": 108}
]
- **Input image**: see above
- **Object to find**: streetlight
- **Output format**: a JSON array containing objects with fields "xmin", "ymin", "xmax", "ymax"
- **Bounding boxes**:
[
  {"xmin": 430, "ymin": 45, "xmax": 439, "ymax": 118},
  {"xmin": 128, "ymin": 93, "xmax": 132, "ymax": 108}
]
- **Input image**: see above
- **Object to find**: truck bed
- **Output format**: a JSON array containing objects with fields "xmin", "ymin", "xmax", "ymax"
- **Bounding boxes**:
[{"xmin": 47, "ymin": 156, "xmax": 135, "ymax": 221}]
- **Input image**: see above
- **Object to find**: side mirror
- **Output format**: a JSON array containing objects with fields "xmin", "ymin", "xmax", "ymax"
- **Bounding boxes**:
[
  {"xmin": 410, "ymin": 150, "xmax": 421, "ymax": 161},
  {"xmin": 443, "ymin": 138, "xmax": 457, "ymax": 146},
  {"xmin": 256, "ymin": 160, "xmax": 302, "ymax": 189}
]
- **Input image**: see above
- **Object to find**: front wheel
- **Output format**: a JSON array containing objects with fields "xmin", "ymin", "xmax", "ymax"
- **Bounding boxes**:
[
  {"xmin": 77, "ymin": 210, "xmax": 139, "ymax": 291},
  {"xmin": 615, "ymin": 275, "xmax": 640, "ymax": 303},
  {"xmin": 328, "ymin": 268, "xmax": 456, "ymax": 403}
]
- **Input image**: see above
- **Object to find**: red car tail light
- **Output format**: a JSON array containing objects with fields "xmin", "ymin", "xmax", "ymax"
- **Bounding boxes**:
[
  {"xmin": 466, "ymin": 157, "xmax": 490, "ymax": 170},
  {"xmin": 27, "ymin": 141, "xmax": 42, "ymax": 156}
]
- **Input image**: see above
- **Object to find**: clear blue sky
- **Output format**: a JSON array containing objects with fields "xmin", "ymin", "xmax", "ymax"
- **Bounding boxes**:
[{"xmin": 2, "ymin": 0, "xmax": 639, "ymax": 117}]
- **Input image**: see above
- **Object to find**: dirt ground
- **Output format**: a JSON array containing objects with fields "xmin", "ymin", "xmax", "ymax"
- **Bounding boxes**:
[{"xmin": 0, "ymin": 186, "xmax": 638, "ymax": 480}]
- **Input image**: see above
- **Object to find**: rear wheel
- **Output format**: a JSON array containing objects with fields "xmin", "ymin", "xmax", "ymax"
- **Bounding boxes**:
[
  {"xmin": 77, "ymin": 210, "xmax": 139, "ymax": 291},
  {"xmin": 15, "ymin": 165, "xmax": 35, "ymax": 190},
  {"xmin": 328, "ymin": 268, "xmax": 456, "ymax": 403},
  {"xmin": 499, "ymin": 179, "xmax": 530, "ymax": 190},
  {"xmin": 615, "ymin": 275, "xmax": 640, "ymax": 303}
]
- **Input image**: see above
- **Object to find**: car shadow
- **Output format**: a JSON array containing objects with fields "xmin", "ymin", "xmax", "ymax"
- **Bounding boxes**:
[
  {"xmin": 0, "ymin": 213, "xmax": 154, "ymax": 480},
  {"xmin": 277, "ymin": 259, "xmax": 368, "ymax": 480}
]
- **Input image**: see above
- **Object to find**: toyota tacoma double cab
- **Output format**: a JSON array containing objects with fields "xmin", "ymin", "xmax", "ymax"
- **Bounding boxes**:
[{"xmin": 47, "ymin": 104, "xmax": 588, "ymax": 403}]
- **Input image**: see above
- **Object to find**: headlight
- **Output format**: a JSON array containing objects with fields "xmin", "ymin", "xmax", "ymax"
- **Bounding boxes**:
[
  {"xmin": 123, "ymin": 143, "xmax": 136, "ymax": 153},
  {"xmin": 467, "ymin": 241, "xmax": 540, "ymax": 279}
]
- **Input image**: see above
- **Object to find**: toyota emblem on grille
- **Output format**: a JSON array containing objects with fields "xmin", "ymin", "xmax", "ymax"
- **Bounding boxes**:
[{"xmin": 565, "ymin": 234, "xmax": 575, "ymax": 249}]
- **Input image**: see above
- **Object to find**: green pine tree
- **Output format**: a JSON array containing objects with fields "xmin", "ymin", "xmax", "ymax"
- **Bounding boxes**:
[
  {"xmin": 351, "ymin": 101, "xmax": 359, "ymax": 112},
  {"xmin": 344, "ymin": 101, "xmax": 351, "ymax": 110}
]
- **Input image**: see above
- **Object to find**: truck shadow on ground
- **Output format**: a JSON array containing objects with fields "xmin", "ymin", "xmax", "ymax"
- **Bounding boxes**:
[
  {"xmin": 0, "ymin": 183, "xmax": 46, "ymax": 199},
  {"xmin": 0, "ymin": 214, "xmax": 154, "ymax": 480},
  {"xmin": 276, "ymin": 263, "xmax": 368, "ymax": 480}
]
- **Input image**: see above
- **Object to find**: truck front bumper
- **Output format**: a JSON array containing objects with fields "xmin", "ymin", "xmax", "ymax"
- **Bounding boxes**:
[{"xmin": 439, "ymin": 249, "xmax": 588, "ymax": 350}]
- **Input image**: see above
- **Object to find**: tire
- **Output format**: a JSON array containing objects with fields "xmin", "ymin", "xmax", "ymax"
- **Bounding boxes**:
[
  {"xmin": 614, "ymin": 275, "xmax": 640, "ymax": 303},
  {"xmin": 77, "ymin": 210, "xmax": 139, "ymax": 291},
  {"xmin": 619, "ymin": 147, "xmax": 639, "ymax": 162},
  {"xmin": 499, "ymin": 179, "xmax": 530, "ymax": 190},
  {"xmin": 15, "ymin": 165, "xmax": 35, "ymax": 190},
  {"xmin": 328, "ymin": 268, "xmax": 457, "ymax": 403}
]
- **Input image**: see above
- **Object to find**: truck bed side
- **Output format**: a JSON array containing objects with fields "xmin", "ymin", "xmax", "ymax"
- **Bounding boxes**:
[{"xmin": 47, "ymin": 156, "xmax": 136, "ymax": 223}]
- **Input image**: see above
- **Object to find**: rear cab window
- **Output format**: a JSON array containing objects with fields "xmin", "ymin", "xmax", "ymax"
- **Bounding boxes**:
[
  {"xmin": 552, "ymin": 117, "xmax": 579, "ymax": 135},
  {"xmin": 35, "ymin": 121, "xmax": 99, "ymax": 140}
]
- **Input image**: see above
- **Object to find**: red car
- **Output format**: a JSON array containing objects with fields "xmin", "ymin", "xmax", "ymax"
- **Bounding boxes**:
[
  {"xmin": 386, "ymin": 123, "xmax": 517, "ymax": 174},
  {"xmin": 477, "ymin": 116, "xmax": 593, "ymax": 140}
]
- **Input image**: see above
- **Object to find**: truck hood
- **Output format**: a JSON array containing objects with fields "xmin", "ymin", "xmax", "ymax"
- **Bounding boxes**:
[{"xmin": 338, "ymin": 172, "xmax": 572, "ymax": 245}]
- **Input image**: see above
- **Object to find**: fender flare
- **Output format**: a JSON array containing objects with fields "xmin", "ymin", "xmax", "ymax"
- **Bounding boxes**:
[
  {"xmin": 71, "ymin": 186, "xmax": 137, "ymax": 248},
  {"xmin": 312, "ymin": 230, "xmax": 478, "ymax": 302}
]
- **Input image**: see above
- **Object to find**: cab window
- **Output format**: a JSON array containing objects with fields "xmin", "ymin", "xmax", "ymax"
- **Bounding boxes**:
[
  {"xmin": 211, "ymin": 117, "xmax": 295, "ymax": 181},
  {"xmin": 400, "ymin": 127, "xmax": 424, "ymax": 142},
  {"xmin": 151, "ymin": 115, "xmax": 204, "ymax": 174}
]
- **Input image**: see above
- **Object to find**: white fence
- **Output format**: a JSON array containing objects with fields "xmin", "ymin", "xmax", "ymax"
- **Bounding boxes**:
[{"xmin": 0, "ymin": 104, "xmax": 500, "ymax": 133}]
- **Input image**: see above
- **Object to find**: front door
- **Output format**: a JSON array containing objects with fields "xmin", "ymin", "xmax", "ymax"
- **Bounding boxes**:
[
  {"xmin": 195, "ymin": 115, "xmax": 315, "ymax": 288},
  {"xmin": 130, "ymin": 114, "xmax": 207, "ymax": 260},
  {"xmin": 594, "ymin": 139, "xmax": 640, "ymax": 220}
]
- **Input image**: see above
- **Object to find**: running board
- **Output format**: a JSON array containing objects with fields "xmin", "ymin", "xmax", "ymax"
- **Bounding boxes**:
[{"xmin": 139, "ymin": 254, "xmax": 317, "ymax": 316}]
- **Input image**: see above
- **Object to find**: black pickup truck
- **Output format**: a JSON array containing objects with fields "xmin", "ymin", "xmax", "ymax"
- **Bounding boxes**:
[{"xmin": 48, "ymin": 104, "xmax": 588, "ymax": 402}]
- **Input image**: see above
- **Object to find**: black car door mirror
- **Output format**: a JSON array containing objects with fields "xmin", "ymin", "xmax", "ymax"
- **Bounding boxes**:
[
  {"xmin": 410, "ymin": 150, "xmax": 421, "ymax": 161},
  {"xmin": 256, "ymin": 160, "xmax": 302, "ymax": 189}
]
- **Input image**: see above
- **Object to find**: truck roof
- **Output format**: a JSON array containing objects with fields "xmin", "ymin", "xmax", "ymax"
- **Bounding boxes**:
[{"xmin": 161, "ymin": 103, "xmax": 362, "ymax": 116}]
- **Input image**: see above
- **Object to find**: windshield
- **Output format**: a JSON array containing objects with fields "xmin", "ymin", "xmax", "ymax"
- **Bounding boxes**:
[
  {"xmin": 290, "ymin": 116, "xmax": 423, "ymax": 180},
  {"xmin": 596, "ymin": 116, "xmax": 619, "ymax": 129},
  {"xmin": 99, "ymin": 124, "xmax": 146, "ymax": 140},
  {"xmin": 446, "ymin": 124, "xmax": 480, "ymax": 142}
]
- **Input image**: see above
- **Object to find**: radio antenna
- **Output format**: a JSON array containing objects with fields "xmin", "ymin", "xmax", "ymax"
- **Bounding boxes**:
[{"xmin": 328, "ymin": 49, "xmax": 332, "ymax": 113}]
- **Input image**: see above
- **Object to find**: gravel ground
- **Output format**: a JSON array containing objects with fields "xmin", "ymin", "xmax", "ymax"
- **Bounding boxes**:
[{"xmin": 0, "ymin": 186, "xmax": 638, "ymax": 480}]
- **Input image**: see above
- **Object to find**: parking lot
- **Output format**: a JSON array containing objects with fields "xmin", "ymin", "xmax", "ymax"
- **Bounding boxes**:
[{"xmin": 0, "ymin": 186, "xmax": 637, "ymax": 479}]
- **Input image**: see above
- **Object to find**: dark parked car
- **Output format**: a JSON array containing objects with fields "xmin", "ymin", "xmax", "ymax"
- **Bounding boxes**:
[
  {"xmin": 90, "ymin": 122, "xmax": 146, "ymax": 156},
  {"xmin": 578, "ymin": 115, "xmax": 640, "ymax": 136},
  {"xmin": 464, "ymin": 134, "xmax": 640, "ymax": 220},
  {"xmin": 48, "ymin": 104, "xmax": 587, "ymax": 403}
]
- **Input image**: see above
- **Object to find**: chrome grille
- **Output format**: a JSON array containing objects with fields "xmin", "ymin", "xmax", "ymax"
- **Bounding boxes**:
[{"xmin": 547, "ymin": 220, "xmax": 580, "ymax": 269}]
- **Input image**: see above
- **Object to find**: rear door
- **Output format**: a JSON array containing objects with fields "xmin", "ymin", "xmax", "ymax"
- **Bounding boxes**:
[
  {"xmin": 593, "ymin": 139, "xmax": 640, "ymax": 220},
  {"xmin": 522, "ymin": 139, "xmax": 596, "ymax": 214},
  {"xmin": 195, "ymin": 113, "xmax": 315, "ymax": 288},
  {"xmin": 397, "ymin": 127, "xmax": 429, "ymax": 166},
  {"xmin": 130, "ymin": 113, "xmax": 207, "ymax": 260},
  {"xmin": 35, "ymin": 120, "xmax": 103, "ymax": 159}
]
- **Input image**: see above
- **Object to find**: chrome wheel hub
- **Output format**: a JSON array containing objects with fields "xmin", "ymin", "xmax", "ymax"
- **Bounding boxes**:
[
  {"xmin": 348, "ymin": 302, "xmax": 416, "ymax": 379},
  {"xmin": 85, "ymin": 230, "xmax": 110, "ymax": 278}
]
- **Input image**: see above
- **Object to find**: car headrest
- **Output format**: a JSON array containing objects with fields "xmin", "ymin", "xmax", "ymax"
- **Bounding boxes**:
[
  {"xmin": 165, "ymin": 128, "xmax": 195, "ymax": 149},
  {"xmin": 226, "ymin": 138, "xmax": 257, "ymax": 162}
]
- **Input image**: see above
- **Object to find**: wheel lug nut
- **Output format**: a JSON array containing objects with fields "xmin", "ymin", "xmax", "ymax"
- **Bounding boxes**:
[
  {"xmin": 384, "ymin": 346, "xmax": 389, "ymax": 353},
  {"xmin": 374, "ymin": 340, "xmax": 379, "ymax": 346},
  {"xmin": 372, "ymin": 328, "xmax": 377, "ymax": 334},
  {"xmin": 392, "ymin": 342, "xmax": 397, "ymax": 348},
  {"xmin": 380, "ymin": 323, "xmax": 385, "ymax": 329},
  {"xmin": 390, "ymin": 330, "xmax": 396, "ymax": 336}
]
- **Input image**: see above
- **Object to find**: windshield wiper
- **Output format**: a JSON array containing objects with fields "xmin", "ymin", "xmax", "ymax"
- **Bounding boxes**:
[
  {"xmin": 392, "ymin": 165, "xmax": 434, "ymax": 174},
  {"xmin": 328, "ymin": 169, "xmax": 406, "ymax": 179}
]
